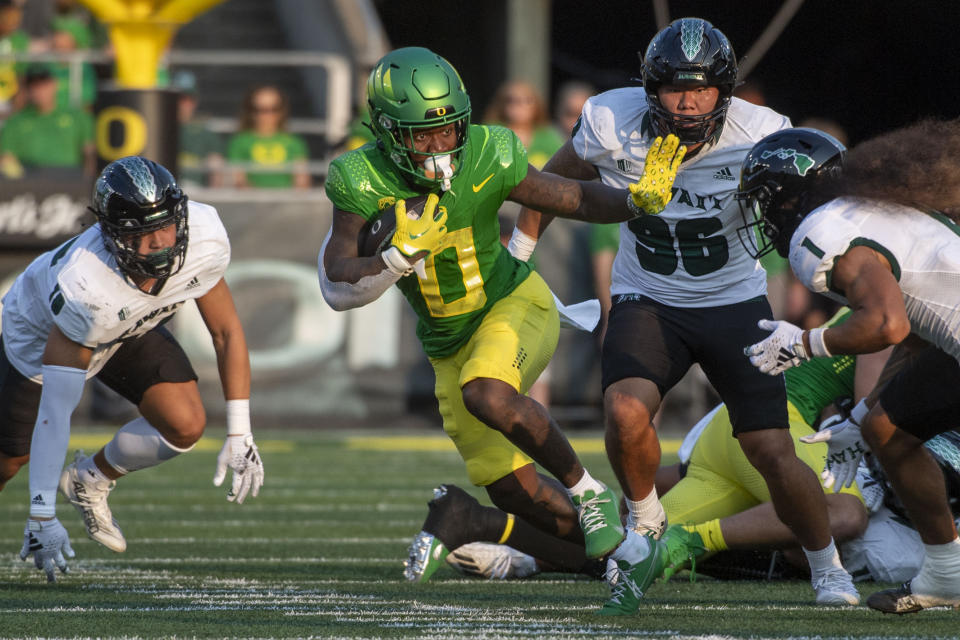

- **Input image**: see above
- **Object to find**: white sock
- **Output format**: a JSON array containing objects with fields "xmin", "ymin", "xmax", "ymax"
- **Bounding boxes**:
[
  {"xmin": 77, "ymin": 453, "xmax": 113, "ymax": 485},
  {"xmin": 103, "ymin": 417, "xmax": 196, "ymax": 475},
  {"xmin": 804, "ymin": 538, "xmax": 844, "ymax": 574},
  {"xmin": 626, "ymin": 487, "xmax": 665, "ymax": 533},
  {"xmin": 566, "ymin": 468, "xmax": 605, "ymax": 499},
  {"xmin": 923, "ymin": 537, "xmax": 960, "ymax": 566},
  {"xmin": 610, "ymin": 530, "xmax": 651, "ymax": 563},
  {"xmin": 913, "ymin": 537, "xmax": 960, "ymax": 591}
]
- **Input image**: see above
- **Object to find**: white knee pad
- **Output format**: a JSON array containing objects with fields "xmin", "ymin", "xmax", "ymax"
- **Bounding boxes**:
[{"xmin": 103, "ymin": 417, "xmax": 197, "ymax": 475}]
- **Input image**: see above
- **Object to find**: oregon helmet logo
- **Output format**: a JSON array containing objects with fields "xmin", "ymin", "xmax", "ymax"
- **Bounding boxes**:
[
  {"xmin": 760, "ymin": 148, "xmax": 816, "ymax": 176},
  {"xmin": 425, "ymin": 105, "xmax": 454, "ymax": 119},
  {"xmin": 680, "ymin": 18, "xmax": 704, "ymax": 61}
]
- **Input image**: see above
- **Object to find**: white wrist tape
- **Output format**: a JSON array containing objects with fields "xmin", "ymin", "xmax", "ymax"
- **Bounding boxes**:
[
  {"xmin": 380, "ymin": 246, "xmax": 414, "ymax": 276},
  {"xmin": 226, "ymin": 398, "xmax": 251, "ymax": 436},
  {"xmin": 507, "ymin": 227, "xmax": 538, "ymax": 261},
  {"xmin": 850, "ymin": 398, "xmax": 869, "ymax": 425},
  {"xmin": 29, "ymin": 365, "xmax": 87, "ymax": 517},
  {"xmin": 807, "ymin": 328, "xmax": 832, "ymax": 358}
]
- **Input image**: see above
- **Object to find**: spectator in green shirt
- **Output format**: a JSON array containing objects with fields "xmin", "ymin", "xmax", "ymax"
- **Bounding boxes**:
[
  {"xmin": 0, "ymin": 0, "xmax": 30, "ymax": 113},
  {"xmin": 47, "ymin": 16, "xmax": 96, "ymax": 110},
  {"xmin": 483, "ymin": 79, "xmax": 564, "ymax": 170},
  {"xmin": 172, "ymin": 70, "xmax": 224, "ymax": 187},
  {"xmin": 227, "ymin": 84, "xmax": 309, "ymax": 189},
  {"xmin": 0, "ymin": 66, "xmax": 94, "ymax": 177}
]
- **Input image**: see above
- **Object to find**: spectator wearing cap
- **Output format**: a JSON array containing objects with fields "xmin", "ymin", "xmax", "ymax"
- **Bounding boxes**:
[
  {"xmin": 47, "ymin": 14, "xmax": 96, "ymax": 109},
  {"xmin": 172, "ymin": 70, "xmax": 224, "ymax": 187},
  {"xmin": 0, "ymin": 66, "xmax": 94, "ymax": 177}
]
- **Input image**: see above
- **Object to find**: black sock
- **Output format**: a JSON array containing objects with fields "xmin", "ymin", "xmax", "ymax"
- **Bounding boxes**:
[{"xmin": 421, "ymin": 484, "xmax": 593, "ymax": 575}]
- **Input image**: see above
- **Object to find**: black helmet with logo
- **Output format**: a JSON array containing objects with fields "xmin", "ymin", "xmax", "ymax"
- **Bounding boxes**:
[
  {"xmin": 641, "ymin": 17, "xmax": 738, "ymax": 145},
  {"xmin": 735, "ymin": 127, "xmax": 846, "ymax": 258}
]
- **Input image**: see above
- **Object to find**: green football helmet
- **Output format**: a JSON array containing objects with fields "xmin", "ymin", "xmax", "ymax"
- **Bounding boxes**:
[{"xmin": 367, "ymin": 47, "xmax": 471, "ymax": 190}]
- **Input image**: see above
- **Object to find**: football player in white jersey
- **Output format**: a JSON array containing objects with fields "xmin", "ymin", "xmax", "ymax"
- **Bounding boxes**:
[
  {"xmin": 515, "ymin": 17, "xmax": 857, "ymax": 612},
  {"xmin": 739, "ymin": 123, "xmax": 960, "ymax": 613},
  {"xmin": 0, "ymin": 156, "xmax": 265, "ymax": 582}
]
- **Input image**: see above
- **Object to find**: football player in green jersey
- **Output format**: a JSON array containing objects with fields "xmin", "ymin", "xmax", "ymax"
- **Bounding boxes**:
[{"xmin": 320, "ymin": 47, "xmax": 685, "ymax": 585}]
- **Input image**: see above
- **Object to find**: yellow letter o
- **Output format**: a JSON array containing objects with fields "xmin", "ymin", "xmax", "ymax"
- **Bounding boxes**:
[{"xmin": 96, "ymin": 106, "xmax": 148, "ymax": 160}]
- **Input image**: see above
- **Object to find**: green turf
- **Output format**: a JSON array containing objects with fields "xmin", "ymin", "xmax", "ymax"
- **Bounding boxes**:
[{"xmin": 0, "ymin": 427, "xmax": 956, "ymax": 639}]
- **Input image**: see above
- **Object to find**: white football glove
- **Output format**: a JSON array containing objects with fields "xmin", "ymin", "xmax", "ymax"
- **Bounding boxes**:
[
  {"xmin": 799, "ymin": 413, "xmax": 868, "ymax": 491},
  {"xmin": 20, "ymin": 517, "xmax": 75, "ymax": 582},
  {"xmin": 855, "ymin": 464, "xmax": 886, "ymax": 513},
  {"xmin": 213, "ymin": 433, "xmax": 264, "ymax": 504},
  {"xmin": 744, "ymin": 319, "xmax": 810, "ymax": 375}
]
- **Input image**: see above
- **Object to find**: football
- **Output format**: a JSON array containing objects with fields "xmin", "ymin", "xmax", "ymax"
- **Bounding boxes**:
[{"xmin": 357, "ymin": 194, "xmax": 430, "ymax": 257}]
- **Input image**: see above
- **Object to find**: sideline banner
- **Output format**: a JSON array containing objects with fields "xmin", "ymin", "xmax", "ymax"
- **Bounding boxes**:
[{"xmin": 0, "ymin": 172, "xmax": 93, "ymax": 249}]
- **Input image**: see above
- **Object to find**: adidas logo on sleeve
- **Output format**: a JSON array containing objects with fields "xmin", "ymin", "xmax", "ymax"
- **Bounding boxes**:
[{"xmin": 713, "ymin": 167, "xmax": 736, "ymax": 181}]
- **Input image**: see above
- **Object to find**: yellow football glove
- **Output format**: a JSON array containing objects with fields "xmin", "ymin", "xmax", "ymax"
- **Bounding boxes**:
[
  {"xmin": 627, "ymin": 134, "xmax": 686, "ymax": 215},
  {"xmin": 390, "ymin": 193, "xmax": 448, "ymax": 258}
]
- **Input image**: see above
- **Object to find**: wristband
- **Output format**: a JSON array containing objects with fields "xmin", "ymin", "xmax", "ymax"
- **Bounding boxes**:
[
  {"xmin": 850, "ymin": 398, "xmax": 869, "ymax": 425},
  {"xmin": 381, "ymin": 246, "xmax": 413, "ymax": 276},
  {"xmin": 807, "ymin": 327, "xmax": 832, "ymax": 357},
  {"xmin": 626, "ymin": 191, "xmax": 645, "ymax": 217},
  {"xmin": 507, "ymin": 227, "xmax": 538, "ymax": 261},
  {"xmin": 226, "ymin": 398, "xmax": 251, "ymax": 436}
]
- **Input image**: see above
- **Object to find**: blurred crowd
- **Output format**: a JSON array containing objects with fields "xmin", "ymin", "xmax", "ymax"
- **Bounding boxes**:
[
  {"xmin": 0, "ymin": 0, "xmax": 847, "ymax": 424},
  {"xmin": 0, "ymin": 0, "xmax": 312, "ymax": 190}
]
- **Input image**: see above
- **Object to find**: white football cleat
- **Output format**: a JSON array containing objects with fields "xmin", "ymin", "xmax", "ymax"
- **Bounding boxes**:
[
  {"xmin": 58, "ymin": 452, "xmax": 127, "ymax": 553},
  {"xmin": 446, "ymin": 542, "xmax": 540, "ymax": 580},
  {"xmin": 812, "ymin": 566, "xmax": 859, "ymax": 605}
]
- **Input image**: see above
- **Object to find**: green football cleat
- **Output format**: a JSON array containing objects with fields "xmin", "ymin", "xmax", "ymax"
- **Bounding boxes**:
[
  {"xmin": 597, "ymin": 533, "xmax": 668, "ymax": 616},
  {"xmin": 403, "ymin": 530, "xmax": 450, "ymax": 582},
  {"xmin": 573, "ymin": 485, "xmax": 625, "ymax": 559},
  {"xmin": 660, "ymin": 524, "xmax": 707, "ymax": 582}
]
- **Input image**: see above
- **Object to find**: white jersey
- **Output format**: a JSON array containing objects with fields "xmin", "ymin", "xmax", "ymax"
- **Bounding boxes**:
[
  {"xmin": 1, "ymin": 200, "xmax": 230, "ymax": 382},
  {"xmin": 790, "ymin": 197, "xmax": 960, "ymax": 362},
  {"xmin": 573, "ymin": 88, "xmax": 791, "ymax": 307}
]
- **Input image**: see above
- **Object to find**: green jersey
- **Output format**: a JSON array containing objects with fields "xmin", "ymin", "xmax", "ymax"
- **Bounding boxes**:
[
  {"xmin": 0, "ymin": 105, "xmax": 93, "ymax": 168},
  {"xmin": 783, "ymin": 309, "xmax": 856, "ymax": 426},
  {"xmin": 326, "ymin": 124, "xmax": 533, "ymax": 357},
  {"xmin": 227, "ymin": 130, "xmax": 308, "ymax": 188},
  {"xmin": 178, "ymin": 119, "xmax": 223, "ymax": 186}
]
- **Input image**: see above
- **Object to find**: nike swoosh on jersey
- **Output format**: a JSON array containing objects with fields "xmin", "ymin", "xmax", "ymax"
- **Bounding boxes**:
[{"xmin": 472, "ymin": 173, "xmax": 495, "ymax": 192}]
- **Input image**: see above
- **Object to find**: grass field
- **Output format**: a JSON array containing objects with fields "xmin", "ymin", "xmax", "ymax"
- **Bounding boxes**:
[{"xmin": 0, "ymin": 426, "xmax": 956, "ymax": 639}]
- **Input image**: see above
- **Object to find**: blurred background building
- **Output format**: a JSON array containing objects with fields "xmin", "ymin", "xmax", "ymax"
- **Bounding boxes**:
[{"xmin": 0, "ymin": 0, "xmax": 958, "ymax": 432}]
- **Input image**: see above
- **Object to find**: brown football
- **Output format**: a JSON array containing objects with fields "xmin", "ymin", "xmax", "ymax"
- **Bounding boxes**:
[{"xmin": 357, "ymin": 194, "xmax": 430, "ymax": 257}]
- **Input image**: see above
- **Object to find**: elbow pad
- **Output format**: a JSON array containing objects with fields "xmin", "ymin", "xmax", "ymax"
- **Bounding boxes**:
[{"xmin": 318, "ymin": 229, "xmax": 402, "ymax": 311}]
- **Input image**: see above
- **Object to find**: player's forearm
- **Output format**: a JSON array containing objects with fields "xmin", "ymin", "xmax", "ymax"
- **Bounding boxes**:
[
  {"xmin": 323, "ymin": 243, "xmax": 396, "ymax": 283},
  {"xmin": 318, "ymin": 231, "xmax": 401, "ymax": 310},
  {"xmin": 516, "ymin": 207, "xmax": 555, "ymax": 239},
  {"xmin": 819, "ymin": 308, "xmax": 910, "ymax": 356},
  {"xmin": 211, "ymin": 328, "xmax": 251, "ymax": 402},
  {"xmin": 512, "ymin": 172, "xmax": 632, "ymax": 223},
  {"xmin": 29, "ymin": 365, "xmax": 86, "ymax": 518},
  {"xmin": 574, "ymin": 180, "xmax": 635, "ymax": 222}
]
